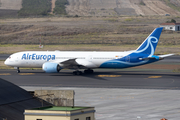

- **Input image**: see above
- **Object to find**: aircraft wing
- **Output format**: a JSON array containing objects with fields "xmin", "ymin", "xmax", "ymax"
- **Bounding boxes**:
[
  {"xmin": 57, "ymin": 58, "xmax": 97, "ymax": 69},
  {"xmin": 60, "ymin": 58, "xmax": 78, "ymax": 66}
]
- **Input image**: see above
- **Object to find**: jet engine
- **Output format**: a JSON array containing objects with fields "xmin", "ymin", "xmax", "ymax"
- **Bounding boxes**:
[{"xmin": 42, "ymin": 62, "xmax": 61, "ymax": 73}]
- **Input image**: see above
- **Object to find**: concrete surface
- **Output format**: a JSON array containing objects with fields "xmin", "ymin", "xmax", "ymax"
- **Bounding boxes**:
[
  {"xmin": 22, "ymin": 86, "xmax": 180, "ymax": 120},
  {"xmin": 35, "ymin": 90, "xmax": 74, "ymax": 106},
  {"xmin": 1, "ymin": 69, "xmax": 180, "ymax": 90},
  {"xmin": 0, "ymin": 78, "xmax": 52, "ymax": 120}
]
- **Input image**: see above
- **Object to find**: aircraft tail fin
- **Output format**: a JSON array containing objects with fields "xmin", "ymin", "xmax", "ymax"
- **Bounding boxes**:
[{"xmin": 135, "ymin": 27, "xmax": 163, "ymax": 57}]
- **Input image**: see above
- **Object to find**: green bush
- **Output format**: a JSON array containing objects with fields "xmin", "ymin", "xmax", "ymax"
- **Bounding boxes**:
[
  {"xmin": 166, "ymin": 19, "xmax": 176, "ymax": 23},
  {"xmin": 53, "ymin": 0, "xmax": 69, "ymax": 15},
  {"xmin": 18, "ymin": 0, "xmax": 51, "ymax": 16},
  {"xmin": 139, "ymin": 1, "xmax": 145, "ymax": 6}
]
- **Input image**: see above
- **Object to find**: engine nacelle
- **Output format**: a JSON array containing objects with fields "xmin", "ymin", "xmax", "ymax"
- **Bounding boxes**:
[{"xmin": 42, "ymin": 62, "xmax": 61, "ymax": 73}]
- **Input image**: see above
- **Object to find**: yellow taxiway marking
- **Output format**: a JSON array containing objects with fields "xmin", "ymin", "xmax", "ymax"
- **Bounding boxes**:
[
  {"xmin": 148, "ymin": 76, "xmax": 162, "ymax": 78},
  {"xmin": 97, "ymin": 75, "xmax": 122, "ymax": 77},
  {"xmin": 18, "ymin": 73, "xmax": 35, "ymax": 75},
  {"xmin": 0, "ymin": 73, "xmax": 11, "ymax": 75}
]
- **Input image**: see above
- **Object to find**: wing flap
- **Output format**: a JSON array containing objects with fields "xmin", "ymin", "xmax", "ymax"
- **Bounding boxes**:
[{"xmin": 58, "ymin": 58, "xmax": 97, "ymax": 69}]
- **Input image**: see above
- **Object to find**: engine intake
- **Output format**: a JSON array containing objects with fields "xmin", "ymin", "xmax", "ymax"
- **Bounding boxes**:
[{"xmin": 42, "ymin": 62, "xmax": 61, "ymax": 73}]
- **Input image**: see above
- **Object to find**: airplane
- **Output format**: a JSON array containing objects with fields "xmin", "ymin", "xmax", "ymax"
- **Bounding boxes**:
[{"xmin": 4, "ymin": 27, "xmax": 173, "ymax": 75}]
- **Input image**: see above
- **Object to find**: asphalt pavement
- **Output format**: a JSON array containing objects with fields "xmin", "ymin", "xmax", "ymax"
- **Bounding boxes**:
[{"xmin": 0, "ymin": 54, "xmax": 180, "ymax": 120}]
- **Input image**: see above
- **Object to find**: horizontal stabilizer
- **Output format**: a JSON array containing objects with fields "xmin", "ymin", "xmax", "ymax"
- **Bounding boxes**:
[
  {"xmin": 139, "ymin": 54, "xmax": 174, "ymax": 60},
  {"xmin": 158, "ymin": 54, "xmax": 174, "ymax": 58},
  {"xmin": 139, "ymin": 56, "xmax": 158, "ymax": 60}
]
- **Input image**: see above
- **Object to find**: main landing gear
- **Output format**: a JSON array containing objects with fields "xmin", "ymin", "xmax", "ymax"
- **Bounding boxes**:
[
  {"xmin": 73, "ymin": 71, "xmax": 83, "ymax": 75},
  {"xmin": 84, "ymin": 69, "xmax": 94, "ymax": 74},
  {"xmin": 73, "ymin": 69, "xmax": 94, "ymax": 75}
]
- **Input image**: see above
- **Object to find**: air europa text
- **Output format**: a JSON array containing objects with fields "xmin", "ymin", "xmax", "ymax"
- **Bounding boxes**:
[{"xmin": 21, "ymin": 53, "xmax": 55, "ymax": 61}]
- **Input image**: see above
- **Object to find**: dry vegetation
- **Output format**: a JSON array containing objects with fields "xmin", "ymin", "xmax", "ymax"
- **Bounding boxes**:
[
  {"xmin": 0, "ymin": 16, "xmax": 180, "ymax": 55},
  {"xmin": 66, "ymin": 0, "xmax": 180, "ymax": 16}
]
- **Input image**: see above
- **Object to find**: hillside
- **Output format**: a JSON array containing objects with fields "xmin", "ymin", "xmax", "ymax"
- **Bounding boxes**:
[
  {"xmin": 66, "ymin": 0, "xmax": 180, "ymax": 16},
  {"xmin": 0, "ymin": 0, "xmax": 180, "ymax": 17},
  {"xmin": 0, "ymin": 0, "xmax": 22, "ymax": 10}
]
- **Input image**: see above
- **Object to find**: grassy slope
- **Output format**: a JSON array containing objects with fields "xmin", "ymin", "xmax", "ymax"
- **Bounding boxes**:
[
  {"xmin": 0, "ymin": 16, "xmax": 180, "ymax": 55},
  {"xmin": 163, "ymin": 0, "xmax": 180, "ymax": 12}
]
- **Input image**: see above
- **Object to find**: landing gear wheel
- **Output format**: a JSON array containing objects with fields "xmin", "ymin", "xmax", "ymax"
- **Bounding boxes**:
[
  {"xmin": 17, "ymin": 70, "xmax": 20, "ymax": 73},
  {"xmin": 16, "ymin": 67, "xmax": 20, "ymax": 73},
  {"xmin": 90, "ymin": 69, "xmax": 94, "ymax": 73},
  {"xmin": 73, "ymin": 71, "xmax": 77, "ymax": 75},
  {"xmin": 73, "ymin": 71, "xmax": 82, "ymax": 75},
  {"xmin": 77, "ymin": 71, "xmax": 82, "ymax": 75},
  {"xmin": 84, "ymin": 69, "xmax": 94, "ymax": 74}
]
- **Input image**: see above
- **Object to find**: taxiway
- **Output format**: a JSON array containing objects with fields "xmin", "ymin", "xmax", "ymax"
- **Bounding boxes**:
[{"xmin": 0, "ymin": 55, "xmax": 180, "ymax": 120}]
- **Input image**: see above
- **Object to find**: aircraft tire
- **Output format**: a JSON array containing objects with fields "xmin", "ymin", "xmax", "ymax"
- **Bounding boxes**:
[
  {"xmin": 17, "ymin": 70, "xmax": 20, "ymax": 73},
  {"xmin": 84, "ymin": 69, "xmax": 94, "ymax": 74},
  {"xmin": 78, "ymin": 71, "xmax": 82, "ymax": 75},
  {"xmin": 90, "ymin": 69, "xmax": 94, "ymax": 73},
  {"xmin": 73, "ymin": 71, "xmax": 82, "ymax": 75},
  {"xmin": 73, "ymin": 71, "xmax": 77, "ymax": 75}
]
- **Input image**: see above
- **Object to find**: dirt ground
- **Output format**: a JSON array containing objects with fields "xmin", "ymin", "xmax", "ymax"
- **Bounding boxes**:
[
  {"xmin": 0, "ymin": 0, "xmax": 22, "ymax": 10},
  {"xmin": 0, "ymin": 16, "xmax": 180, "ymax": 55},
  {"xmin": 66, "ymin": 0, "xmax": 180, "ymax": 16},
  {"xmin": 50, "ymin": 0, "xmax": 56, "ymax": 14}
]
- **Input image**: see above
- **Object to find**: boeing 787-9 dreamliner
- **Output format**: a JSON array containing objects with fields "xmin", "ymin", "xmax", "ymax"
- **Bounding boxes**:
[{"xmin": 4, "ymin": 27, "xmax": 173, "ymax": 75}]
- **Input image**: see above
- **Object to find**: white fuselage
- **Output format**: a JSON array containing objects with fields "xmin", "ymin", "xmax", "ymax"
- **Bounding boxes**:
[{"xmin": 4, "ymin": 51, "xmax": 133, "ymax": 68}]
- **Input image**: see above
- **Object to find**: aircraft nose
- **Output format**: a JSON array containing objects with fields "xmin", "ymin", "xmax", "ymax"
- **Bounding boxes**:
[
  {"xmin": 4, "ymin": 59, "xmax": 10, "ymax": 66},
  {"xmin": 4, "ymin": 59, "xmax": 8, "ymax": 65}
]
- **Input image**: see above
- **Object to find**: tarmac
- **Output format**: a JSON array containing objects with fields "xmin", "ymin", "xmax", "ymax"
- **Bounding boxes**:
[
  {"xmin": 0, "ymin": 55, "xmax": 180, "ymax": 120},
  {"xmin": 22, "ymin": 86, "xmax": 180, "ymax": 120}
]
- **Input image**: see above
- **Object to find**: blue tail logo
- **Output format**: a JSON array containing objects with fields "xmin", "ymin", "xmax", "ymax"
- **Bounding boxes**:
[{"xmin": 135, "ymin": 27, "xmax": 163, "ymax": 56}]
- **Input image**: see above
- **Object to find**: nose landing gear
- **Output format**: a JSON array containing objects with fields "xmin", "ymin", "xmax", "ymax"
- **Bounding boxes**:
[{"xmin": 15, "ymin": 67, "xmax": 20, "ymax": 73}]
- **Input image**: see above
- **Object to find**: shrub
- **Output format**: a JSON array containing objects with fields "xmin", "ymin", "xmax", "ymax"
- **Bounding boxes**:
[
  {"xmin": 124, "ymin": 18, "xmax": 133, "ymax": 22},
  {"xmin": 139, "ymin": 1, "xmax": 146, "ymax": 6},
  {"xmin": 18, "ymin": 0, "xmax": 51, "ymax": 16},
  {"xmin": 166, "ymin": 19, "xmax": 176, "ymax": 23},
  {"xmin": 53, "ymin": 0, "xmax": 69, "ymax": 15}
]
